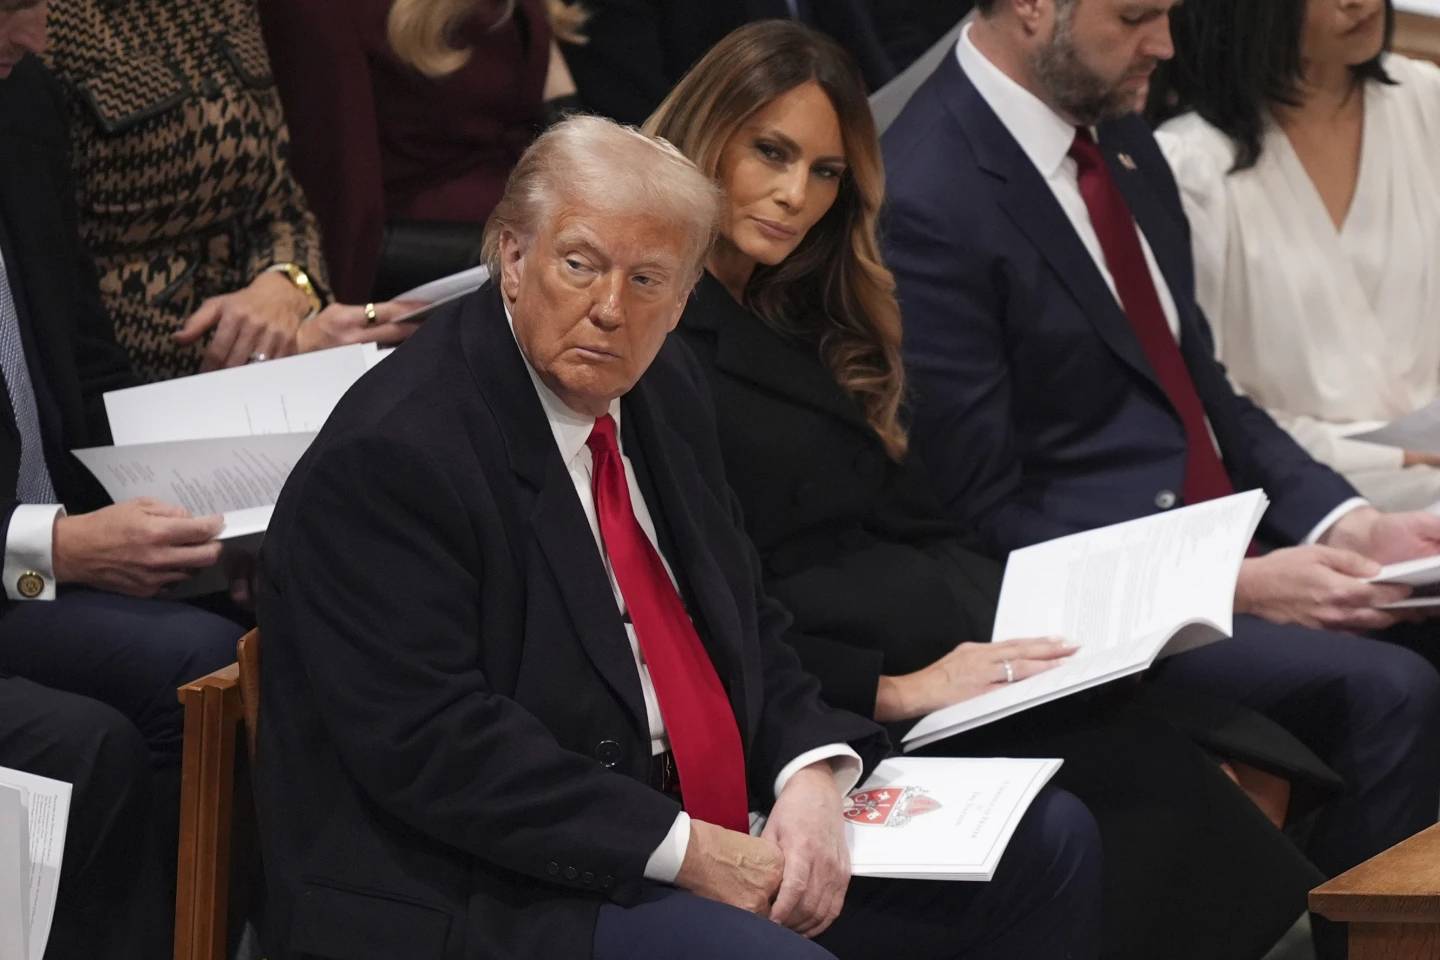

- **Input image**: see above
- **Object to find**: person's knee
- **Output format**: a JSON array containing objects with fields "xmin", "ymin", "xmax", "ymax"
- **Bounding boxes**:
[
  {"xmin": 151, "ymin": 605, "xmax": 244, "ymax": 684},
  {"xmin": 1353, "ymin": 642, "xmax": 1440, "ymax": 740},
  {"xmin": 75, "ymin": 698, "xmax": 152, "ymax": 805},
  {"xmin": 1005, "ymin": 788, "xmax": 1103, "ymax": 902}
]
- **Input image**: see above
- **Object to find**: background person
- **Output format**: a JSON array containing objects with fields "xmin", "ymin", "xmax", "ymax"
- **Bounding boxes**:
[{"xmin": 1152, "ymin": 0, "xmax": 1440, "ymax": 511}]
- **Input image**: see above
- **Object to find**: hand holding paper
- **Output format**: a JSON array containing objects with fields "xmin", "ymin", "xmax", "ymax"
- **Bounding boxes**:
[
  {"xmin": 52, "ymin": 499, "xmax": 223, "ymax": 598},
  {"xmin": 1235, "ymin": 545, "xmax": 1409, "ymax": 631}
]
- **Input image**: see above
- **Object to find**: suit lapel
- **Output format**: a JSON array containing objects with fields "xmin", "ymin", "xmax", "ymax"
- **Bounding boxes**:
[
  {"xmin": 939, "ymin": 56, "xmax": 1165, "ymax": 398},
  {"xmin": 621, "ymin": 381, "xmax": 751, "ymax": 735},
  {"xmin": 690, "ymin": 274, "xmax": 869, "ymax": 434},
  {"xmin": 460, "ymin": 289, "xmax": 650, "ymax": 734}
]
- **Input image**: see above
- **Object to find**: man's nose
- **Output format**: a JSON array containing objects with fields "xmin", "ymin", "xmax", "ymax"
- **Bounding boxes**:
[
  {"xmin": 1144, "ymin": 15, "xmax": 1175, "ymax": 62},
  {"xmin": 589, "ymin": 272, "xmax": 624, "ymax": 329}
]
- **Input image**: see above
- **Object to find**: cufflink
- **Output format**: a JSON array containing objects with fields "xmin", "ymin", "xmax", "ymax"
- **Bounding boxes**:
[
  {"xmin": 1117, "ymin": 153, "xmax": 1138, "ymax": 171},
  {"xmin": 16, "ymin": 571, "xmax": 44, "ymax": 599}
]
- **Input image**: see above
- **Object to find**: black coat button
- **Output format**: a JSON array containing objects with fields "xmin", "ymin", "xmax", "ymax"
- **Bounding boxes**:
[
  {"xmin": 594, "ymin": 739, "xmax": 623, "ymax": 768},
  {"xmin": 564, "ymin": 866, "xmax": 579, "ymax": 881},
  {"xmin": 601, "ymin": 875, "xmax": 615, "ymax": 890},
  {"xmin": 546, "ymin": 861, "xmax": 559, "ymax": 876},
  {"xmin": 582, "ymin": 871, "xmax": 595, "ymax": 885}
]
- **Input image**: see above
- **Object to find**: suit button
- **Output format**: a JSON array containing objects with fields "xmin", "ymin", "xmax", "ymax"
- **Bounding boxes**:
[
  {"xmin": 564, "ymin": 866, "xmax": 579, "ymax": 881},
  {"xmin": 582, "ymin": 871, "xmax": 595, "ymax": 885},
  {"xmin": 1154, "ymin": 490, "xmax": 1177, "ymax": 510},
  {"xmin": 546, "ymin": 861, "xmax": 559, "ymax": 876},
  {"xmin": 601, "ymin": 875, "xmax": 615, "ymax": 890},
  {"xmin": 594, "ymin": 739, "xmax": 623, "ymax": 768}
]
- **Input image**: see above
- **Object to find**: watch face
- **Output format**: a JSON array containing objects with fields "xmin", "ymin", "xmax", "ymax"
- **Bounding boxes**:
[{"xmin": 16, "ymin": 572, "xmax": 43, "ymax": 599}]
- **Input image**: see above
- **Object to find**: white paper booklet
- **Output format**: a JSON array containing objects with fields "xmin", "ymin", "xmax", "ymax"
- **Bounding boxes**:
[
  {"xmin": 842, "ymin": 757, "xmax": 1062, "ymax": 881},
  {"xmin": 1350, "ymin": 399, "xmax": 1440, "ymax": 455},
  {"xmin": 903, "ymin": 490, "xmax": 1268, "ymax": 751},
  {"xmin": 394, "ymin": 265, "xmax": 490, "ymax": 321},
  {"xmin": 1369, "ymin": 553, "xmax": 1440, "ymax": 608},
  {"xmin": 103, "ymin": 343, "xmax": 380, "ymax": 446},
  {"xmin": 0, "ymin": 768, "xmax": 70, "ymax": 960}
]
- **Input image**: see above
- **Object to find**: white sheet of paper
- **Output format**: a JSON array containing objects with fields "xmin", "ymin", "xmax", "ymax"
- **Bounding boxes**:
[
  {"xmin": 1371, "ymin": 553, "xmax": 1440, "ymax": 587},
  {"xmin": 0, "ymin": 768, "xmax": 70, "ymax": 960},
  {"xmin": 393, "ymin": 264, "xmax": 491, "ymax": 323},
  {"xmin": 72, "ymin": 433, "xmax": 315, "ymax": 516},
  {"xmin": 103, "ymin": 344, "xmax": 377, "ymax": 446},
  {"xmin": 904, "ymin": 491, "xmax": 1267, "ymax": 750},
  {"xmin": 842, "ymin": 757, "xmax": 1062, "ymax": 881},
  {"xmin": 1350, "ymin": 399, "xmax": 1440, "ymax": 455},
  {"xmin": 0, "ymin": 785, "xmax": 27, "ymax": 960}
]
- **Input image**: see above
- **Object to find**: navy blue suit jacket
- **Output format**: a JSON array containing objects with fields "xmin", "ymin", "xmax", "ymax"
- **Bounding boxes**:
[{"xmin": 881, "ymin": 51, "xmax": 1357, "ymax": 556}]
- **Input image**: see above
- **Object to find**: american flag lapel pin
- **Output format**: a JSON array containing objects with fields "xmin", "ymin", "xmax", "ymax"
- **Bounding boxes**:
[{"xmin": 1117, "ymin": 152, "xmax": 1138, "ymax": 171}]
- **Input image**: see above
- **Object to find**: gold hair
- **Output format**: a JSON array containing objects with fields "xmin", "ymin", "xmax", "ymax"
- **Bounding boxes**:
[
  {"xmin": 645, "ymin": 21, "xmax": 909, "ymax": 460},
  {"xmin": 388, "ymin": 0, "xmax": 586, "ymax": 79}
]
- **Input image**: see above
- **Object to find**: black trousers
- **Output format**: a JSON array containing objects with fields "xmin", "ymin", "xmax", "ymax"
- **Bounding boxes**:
[
  {"xmin": 0, "ymin": 589, "xmax": 243, "ymax": 957},
  {"xmin": 592, "ymin": 788, "xmax": 1102, "ymax": 960},
  {"xmin": 0, "ymin": 676, "xmax": 167, "ymax": 960}
]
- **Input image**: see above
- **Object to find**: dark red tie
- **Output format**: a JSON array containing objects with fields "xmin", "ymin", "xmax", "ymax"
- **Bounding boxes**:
[
  {"xmin": 585, "ymin": 414, "xmax": 749, "ymax": 832},
  {"xmin": 1069, "ymin": 129, "xmax": 1234, "ymax": 506}
]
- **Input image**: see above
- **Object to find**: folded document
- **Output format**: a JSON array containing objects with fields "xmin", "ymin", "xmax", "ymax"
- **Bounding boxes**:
[{"xmin": 903, "ymin": 491, "xmax": 1268, "ymax": 750}]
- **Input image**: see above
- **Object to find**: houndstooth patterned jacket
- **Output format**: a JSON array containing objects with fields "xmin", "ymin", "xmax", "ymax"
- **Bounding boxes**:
[{"xmin": 45, "ymin": 0, "xmax": 330, "ymax": 382}]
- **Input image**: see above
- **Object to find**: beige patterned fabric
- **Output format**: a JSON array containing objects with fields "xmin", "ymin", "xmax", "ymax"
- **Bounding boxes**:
[{"xmin": 46, "ymin": 0, "xmax": 330, "ymax": 382}]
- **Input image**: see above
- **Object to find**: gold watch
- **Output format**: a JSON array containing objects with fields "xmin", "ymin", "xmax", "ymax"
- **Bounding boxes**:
[{"xmin": 264, "ymin": 262, "xmax": 324, "ymax": 319}]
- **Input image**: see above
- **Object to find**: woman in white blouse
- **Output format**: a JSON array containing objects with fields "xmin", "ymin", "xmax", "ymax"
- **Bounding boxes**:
[{"xmin": 1153, "ymin": 0, "xmax": 1440, "ymax": 510}]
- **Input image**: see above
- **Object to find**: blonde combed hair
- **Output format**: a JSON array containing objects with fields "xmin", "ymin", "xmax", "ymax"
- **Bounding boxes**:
[
  {"xmin": 645, "ymin": 21, "xmax": 909, "ymax": 460},
  {"xmin": 388, "ymin": 0, "xmax": 586, "ymax": 79},
  {"xmin": 482, "ymin": 115, "xmax": 722, "ymax": 281}
]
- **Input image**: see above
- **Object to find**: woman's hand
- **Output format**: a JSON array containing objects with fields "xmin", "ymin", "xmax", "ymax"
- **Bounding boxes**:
[
  {"xmin": 873, "ymin": 637, "xmax": 1077, "ymax": 723},
  {"xmin": 174, "ymin": 271, "xmax": 310, "ymax": 371},
  {"xmin": 295, "ymin": 300, "xmax": 426, "ymax": 353}
]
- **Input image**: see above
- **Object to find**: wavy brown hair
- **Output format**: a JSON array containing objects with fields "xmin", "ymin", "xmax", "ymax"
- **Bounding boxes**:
[
  {"xmin": 644, "ymin": 20, "xmax": 909, "ymax": 460},
  {"xmin": 388, "ymin": 0, "xmax": 587, "ymax": 78}
]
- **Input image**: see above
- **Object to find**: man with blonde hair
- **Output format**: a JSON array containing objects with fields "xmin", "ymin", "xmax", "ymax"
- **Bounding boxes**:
[{"xmin": 256, "ymin": 115, "xmax": 1100, "ymax": 960}]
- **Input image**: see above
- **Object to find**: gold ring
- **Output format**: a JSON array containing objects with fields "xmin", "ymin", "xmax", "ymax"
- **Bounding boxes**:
[{"xmin": 363, "ymin": 302, "xmax": 378, "ymax": 326}]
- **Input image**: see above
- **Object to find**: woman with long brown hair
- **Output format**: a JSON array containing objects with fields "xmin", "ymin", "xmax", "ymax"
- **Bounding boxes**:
[
  {"xmin": 649, "ymin": 20, "xmax": 1325, "ymax": 960},
  {"xmin": 259, "ymin": 0, "xmax": 585, "ymax": 302}
]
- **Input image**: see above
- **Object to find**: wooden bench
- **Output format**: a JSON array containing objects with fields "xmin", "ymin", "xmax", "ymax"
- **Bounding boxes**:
[
  {"xmin": 1397, "ymin": 11, "xmax": 1440, "ymax": 65},
  {"xmin": 1310, "ymin": 822, "xmax": 1440, "ymax": 959}
]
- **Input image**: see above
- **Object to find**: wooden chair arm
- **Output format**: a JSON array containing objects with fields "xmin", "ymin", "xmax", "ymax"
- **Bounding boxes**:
[
  {"xmin": 1311, "ymin": 822, "xmax": 1440, "ymax": 925},
  {"xmin": 175, "ymin": 663, "xmax": 243, "ymax": 960}
]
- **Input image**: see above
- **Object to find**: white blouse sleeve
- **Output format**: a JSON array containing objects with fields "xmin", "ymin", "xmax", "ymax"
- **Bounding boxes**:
[{"xmin": 1156, "ymin": 120, "xmax": 1234, "ymax": 358}]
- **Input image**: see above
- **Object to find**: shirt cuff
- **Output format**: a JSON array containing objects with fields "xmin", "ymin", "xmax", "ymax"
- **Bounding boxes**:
[
  {"xmin": 773, "ymin": 745, "xmax": 863, "ymax": 801},
  {"xmin": 1303, "ymin": 497, "xmax": 1370, "ymax": 545},
  {"xmin": 643, "ymin": 812, "xmax": 690, "ymax": 883},
  {"xmin": 4, "ymin": 504, "xmax": 64, "ymax": 601}
]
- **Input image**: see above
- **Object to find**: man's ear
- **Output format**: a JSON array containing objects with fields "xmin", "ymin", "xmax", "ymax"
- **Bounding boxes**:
[
  {"xmin": 1013, "ymin": 0, "xmax": 1048, "ymax": 34},
  {"xmin": 498, "ymin": 229, "xmax": 528, "ymax": 301}
]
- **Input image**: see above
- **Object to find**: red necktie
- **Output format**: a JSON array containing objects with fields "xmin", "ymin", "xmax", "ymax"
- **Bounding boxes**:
[
  {"xmin": 585, "ymin": 414, "xmax": 750, "ymax": 832},
  {"xmin": 1069, "ymin": 129, "xmax": 1234, "ymax": 506}
]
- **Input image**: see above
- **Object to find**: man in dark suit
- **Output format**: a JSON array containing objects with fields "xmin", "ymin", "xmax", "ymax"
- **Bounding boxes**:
[
  {"xmin": 256, "ymin": 115, "xmax": 1101, "ymax": 960},
  {"xmin": 881, "ymin": 2, "xmax": 1440, "ymax": 956},
  {"xmin": 562, "ymin": 0, "xmax": 895, "ymax": 126},
  {"xmin": 0, "ymin": 0, "xmax": 240, "ymax": 953}
]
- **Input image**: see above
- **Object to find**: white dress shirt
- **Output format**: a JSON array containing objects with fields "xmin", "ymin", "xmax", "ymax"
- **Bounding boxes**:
[
  {"xmin": 1159, "ymin": 55, "xmax": 1440, "ymax": 512},
  {"xmin": 956, "ymin": 26, "xmax": 1365, "ymax": 540},
  {"xmin": 504, "ymin": 304, "xmax": 860, "ymax": 882}
]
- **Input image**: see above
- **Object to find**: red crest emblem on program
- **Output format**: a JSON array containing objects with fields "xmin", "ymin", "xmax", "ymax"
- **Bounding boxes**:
[{"xmin": 842, "ymin": 786, "xmax": 942, "ymax": 828}]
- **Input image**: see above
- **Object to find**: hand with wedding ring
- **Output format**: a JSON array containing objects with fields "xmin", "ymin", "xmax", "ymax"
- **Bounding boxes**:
[
  {"xmin": 873, "ymin": 637, "xmax": 1079, "ymax": 723},
  {"xmin": 296, "ymin": 299, "xmax": 427, "ymax": 354}
]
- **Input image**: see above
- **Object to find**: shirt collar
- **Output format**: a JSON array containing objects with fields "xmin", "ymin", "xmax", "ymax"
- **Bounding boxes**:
[
  {"xmin": 955, "ymin": 22, "xmax": 1080, "ymax": 179},
  {"xmin": 503, "ymin": 298, "xmax": 622, "ymax": 466}
]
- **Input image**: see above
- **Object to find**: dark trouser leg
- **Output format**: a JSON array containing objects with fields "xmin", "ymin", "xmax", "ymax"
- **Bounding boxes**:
[
  {"xmin": 1151, "ymin": 617, "xmax": 1440, "ymax": 959},
  {"xmin": 0, "ymin": 677, "xmax": 167, "ymax": 960},
  {"xmin": 815, "ymin": 788, "xmax": 1102, "ymax": 960},
  {"xmin": 593, "ymin": 885, "xmax": 836, "ymax": 960},
  {"xmin": 0, "ymin": 589, "xmax": 243, "ymax": 767}
]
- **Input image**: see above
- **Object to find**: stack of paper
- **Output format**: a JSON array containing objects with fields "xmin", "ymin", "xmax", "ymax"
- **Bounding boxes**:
[
  {"xmin": 0, "ymin": 767, "xmax": 70, "ymax": 960},
  {"xmin": 842, "ymin": 756, "xmax": 1062, "ymax": 881},
  {"xmin": 903, "ymin": 490, "xmax": 1269, "ymax": 750},
  {"xmin": 1370, "ymin": 554, "xmax": 1440, "ymax": 609}
]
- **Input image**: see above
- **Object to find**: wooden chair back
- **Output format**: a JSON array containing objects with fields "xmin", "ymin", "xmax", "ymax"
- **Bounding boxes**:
[{"xmin": 174, "ymin": 628, "xmax": 261, "ymax": 960}]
